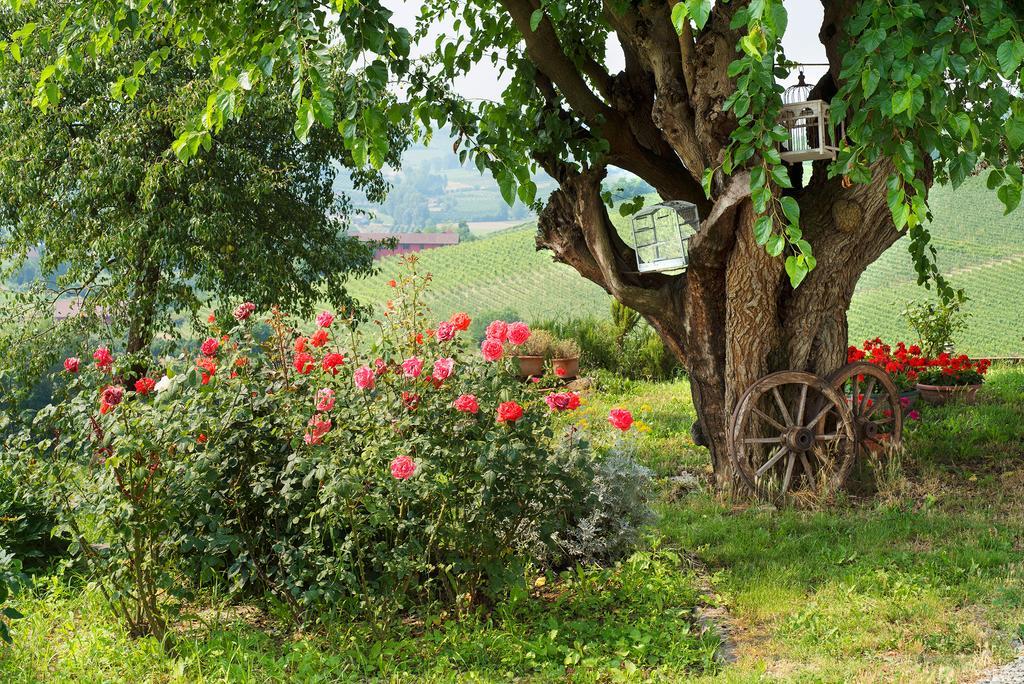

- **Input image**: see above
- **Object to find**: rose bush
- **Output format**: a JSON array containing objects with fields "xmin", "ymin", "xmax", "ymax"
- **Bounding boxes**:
[{"xmin": 24, "ymin": 257, "xmax": 649, "ymax": 637}]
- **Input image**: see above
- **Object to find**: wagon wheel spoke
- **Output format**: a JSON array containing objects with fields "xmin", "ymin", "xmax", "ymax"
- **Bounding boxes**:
[
  {"xmin": 756, "ymin": 445, "xmax": 789, "ymax": 478},
  {"xmin": 806, "ymin": 402, "xmax": 835, "ymax": 430},
  {"xmin": 859, "ymin": 377, "xmax": 877, "ymax": 414},
  {"xmin": 874, "ymin": 416, "xmax": 894, "ymax": 426},
  {"xmin": 752, "ymin": 407, "xmax": 787, "ymax": 433},
  {"xmin": 772, "ymin": 387, "xmax": 794, "ymax": 427},
  {"xmin": 743, "ymin": 435, "xmax": 784, "ymax": 444},
  {"xmin": 816, "ymin": 432, "xmax": 843, "ymax": 441},
  {"xmin": 781, "ymin": 452, "xmax": 797, "ymax": 493},
  {"xmin": 799, "ymin": 452, "xmax": 816, "ymax": 489},
  {"xmin": 796, "ymin": 384, "xmax": 809, "ymax": 425}
]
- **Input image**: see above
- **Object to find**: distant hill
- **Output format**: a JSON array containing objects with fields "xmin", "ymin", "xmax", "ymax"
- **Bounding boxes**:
[{"xmin": 344, "ymin": 176, "xmax": 1024, "ymax": 356}]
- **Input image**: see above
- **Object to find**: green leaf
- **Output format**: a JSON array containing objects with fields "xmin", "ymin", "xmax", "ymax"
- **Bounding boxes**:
[
  {"xmin": 293, "ymin": 99, "xmax": 315, "ymax": 142},
  {"xmin": 997, "ymin": 184, "xmax": 1021, "ymax": 214},
  {"xmin": 766, "ymin": 233, "xmax": 785, "ymax": 257},
  {"xmin": 892, "ymin": 90, "xmax": 913, "ymax": 115},
  {"xmin": 701, "ymin": 167, "xmax": 713, "ymax": 199},
  {"xmin": 497, "ymin": 171, "xmax": 516, "ymax": 206},
  {"xmin": 517, "ymin": 180, "xmax": 536, "ymax": 205},
  {"xmin": 785, "ymin": 255, "xmax": 809, "ymax": 288},
  {"xmin": 770, "ymin": 164, "xmax": 792, "ymax": 189},
  {"xmin": 996, "ymin": 39, "xmax": 1024, "ymax": 77},
  {"xmin": 671, "ymin": 3, "xmax": 689, "ymax": 35},
  {"xmin": 861, "ymin": 68, "xmax": 880, "ymax": 98},
  {"xmin": 779, "ymin": 196, "xmax": 800, "ymax": 226},
  {"xmin": 753, "ymin": 215, "xmax": 773, "ymax": 245},
  {"xmin": 530, "ymin": 9, "xmax": 543, "ymax": 32},
  {"xmin": 685, "ymin": 0, "xmax": 711, "ymax": 31},
  {"xmin": 1006, "ymin": 116, "xmax": 1024, "ymax": 151}
]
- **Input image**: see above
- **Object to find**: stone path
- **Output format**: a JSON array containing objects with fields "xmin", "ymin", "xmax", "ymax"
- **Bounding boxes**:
[{"xmin": 975, "ymin": 656, "xmax": 1024, "ymax": 683}]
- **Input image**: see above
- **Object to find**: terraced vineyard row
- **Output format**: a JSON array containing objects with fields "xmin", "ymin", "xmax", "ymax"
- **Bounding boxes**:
[{"xmin": 345, "ymin": 176, "xmax": 1023, "ymax": 355}]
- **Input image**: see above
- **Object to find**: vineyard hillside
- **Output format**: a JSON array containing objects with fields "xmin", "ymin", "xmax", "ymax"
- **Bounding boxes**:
[{"xmin": 345, "ymin": 176, "xmax": 1023, "ymax": 355}]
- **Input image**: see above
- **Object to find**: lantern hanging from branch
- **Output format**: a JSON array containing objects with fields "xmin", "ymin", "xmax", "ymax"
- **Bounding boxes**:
[
  {"xmin": 779, "ymin": 70, "xmax": 842, "ymax": 163},
  {"xmin": 629, "ymin": 201, "xmax": 700, "ymax": 273}
]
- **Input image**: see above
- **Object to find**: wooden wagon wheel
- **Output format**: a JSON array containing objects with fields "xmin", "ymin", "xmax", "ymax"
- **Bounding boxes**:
[
  {"xmin": 729, "ymin": 371, "xmax": 856, "ymax": 504},
  {"xmin": 823, "ymin": 361, "xmax": 904, "ymax": 459}
]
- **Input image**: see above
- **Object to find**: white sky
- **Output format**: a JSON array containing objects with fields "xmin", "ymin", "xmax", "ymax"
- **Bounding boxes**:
[{"xmin": 383, "ymin": 0, "xmax": 829, "ymax": 102}]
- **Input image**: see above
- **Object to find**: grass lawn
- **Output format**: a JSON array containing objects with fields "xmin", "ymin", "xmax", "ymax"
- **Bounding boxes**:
[{"xmin": 2, "ymin": 369, "xmax": 1022, "ymax": 682}]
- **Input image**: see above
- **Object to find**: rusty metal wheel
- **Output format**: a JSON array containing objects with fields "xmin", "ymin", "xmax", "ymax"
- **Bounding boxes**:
[
  {"xmin": 729, "ymin": 371, "xmax": 856, "ymax": 505},
  {"xmin": 824, "ymin": 361, "xmax": 904, "ymax": 459}
]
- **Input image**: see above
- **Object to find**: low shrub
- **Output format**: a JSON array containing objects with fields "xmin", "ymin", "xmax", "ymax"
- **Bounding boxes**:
[
  {"xmin": 533, "ymin": 315, "xmax": 681, "ymax": 381},
  {"xmin": 0, "ymin": 457, "xmax": 66, "ymax": 572},
  {"xmin": 22, "ymin": 257, "xmax": 654, "ymax": 640},
  {"xmin": 0, "ymin": 549, "xmax": 23, "ymax": 645}
]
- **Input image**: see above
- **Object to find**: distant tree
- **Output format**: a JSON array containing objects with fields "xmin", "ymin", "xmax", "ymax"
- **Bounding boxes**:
[{"xmin": 0, "ymin": 5, "xmax": 402, "ymax": 355}]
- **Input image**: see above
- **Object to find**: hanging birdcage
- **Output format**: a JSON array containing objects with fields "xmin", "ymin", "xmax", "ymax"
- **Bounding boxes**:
[
  {"xmin": 629, "ymin": 201, "xmax": 699, "ymax": 273},
  {"xmin": 779, "ymin": 70, "xmax": 842, "ymax": 162}
]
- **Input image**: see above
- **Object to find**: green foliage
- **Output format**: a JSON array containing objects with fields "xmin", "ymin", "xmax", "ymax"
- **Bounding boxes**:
[
  {"xmin": 0, "ymin": 550, "xmax": 23, "ymax": 645},
  {"xmin": 16, "ymin": 259, "xmax": 654, "ymax": 640},
  {"xmin": 0, "ymin": 455, "xmax": 66, "ymax": 571},
  {"xmin": 901, "ymin": 292, "xmax": 971, "ymax": 356},
  {"xmin": 534, "ymin": 317, "xmax": 681, "ymax": 382},
  {"xmin": 0, "ymin": 4, "xmax": 389, "ymax": 352}
]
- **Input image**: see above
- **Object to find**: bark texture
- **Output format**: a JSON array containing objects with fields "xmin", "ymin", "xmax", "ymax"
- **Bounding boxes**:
[{"xmin": 511, "ymin": 0, "xmax": 924, "ymax": 488}]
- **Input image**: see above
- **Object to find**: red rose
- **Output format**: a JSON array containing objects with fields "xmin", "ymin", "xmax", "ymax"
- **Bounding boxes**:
[
  {"xmin": 390, "ymin": 455, "xmax": 416, "ymax": 479},
  {"xmin": 64, "ymin": 357, "xmax": 81, "ymax": 373},
  {"xmin": 311, "ymin": 329, "xmax": 329, "ymax": 348},
  {"xmin": 93, "ymin": 346, "xmax": 114, "ymax": 371},
  {"xmin": 608, "ymin": 408, "xmax": 634, "ymax": 431},
  {"xmin": 388, "ymin": 279, "xmax": 397, "ymax": 288},
  {"xmin": 402, "ymin": 391, "xmax": 420, "ymax": 410},
  {"xmin": 454, "ymin": 394, "xmax": 479, "ymax": 414},
  {"xmin": 197, "ymin": 358, "xmax": 217, "ymax": 384},
  {"xmin": 485, "ymin": 320, "xmax": 508, "ymax": 342},
  {"xmin": 322, "ymin": 352, "xmax": 345, "ymax": 374},
  {"xmin": 197, "ymin": 434, "xmax": 208, "ymax": 444},
  {"xmin": 294, "ymin": 352, "xmax": 315, "ymax": 374},
  {"xmin": 435, "ymin": 321, "xmax": 457, "ymax": 342},
  {"xmin": 294, "ymin": 336, "xmax": 308, "ymax": 353},
  {"xmin": 134, "ymin": 377, "xmax": 156, "ymax": 396},
  {"xmin": 200, "ymin": 337, "xmax": 220, "ymax": 357},
  {"xmin": 508, "ymin": 322, "xmax": 531, "ymax": 346},
  {"xmin": 496, "ymin": 401, "xmax": 524, "ymax": 423},
  {"xmin": 450, "ymin": 312, "xmax": 471, "ymax": 331}
]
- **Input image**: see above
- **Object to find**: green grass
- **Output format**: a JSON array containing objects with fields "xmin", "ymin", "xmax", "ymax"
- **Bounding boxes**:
[
  {"xmin": 5, "ymin": 368, "xmax": 1022, "ymax": 682},
  {"xmin": 345, "ymin": 176, "xmax": 1023, "ymax": 356}
]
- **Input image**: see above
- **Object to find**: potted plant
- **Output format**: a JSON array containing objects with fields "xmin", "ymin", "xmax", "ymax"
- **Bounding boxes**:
[
  {"xmin": 915, "ymin": 354, "xmax": 991, "ymax": 405},
  {"xmin": 551, "ymin": 338, "xmax": 581, "ymax": 380},
  {"xmin": 847, "ymin": 338, "xmax": 927, "ymax": 408},
  {"xmin": 515, "ymin": 330, "xmax": 553, "ymax": 378}
]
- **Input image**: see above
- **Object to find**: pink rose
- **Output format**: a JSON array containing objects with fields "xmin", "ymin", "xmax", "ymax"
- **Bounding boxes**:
[
  {"xmin": 316, "ymin": 311, "xmax": 335, "ymax": 328},
  {"xmin": 432, "ymin": 357, "xmax": 455, "ymax": 382},
  {"xmin": 390, "ymin": 455, "xmax": 417, "ymax": 480},
  {"xmin": 374, "ymin": 358, "xmax": 389, "ymax": 376},
  {"xmin": 899, "ymin": 395, "xmax": 911, "ymax": 409},
  {"xmin": 454, "ymin": 394, "xmax": 479, "ymax": 414},
  {"xmin": 481, "ymin": 338, "xmax": 504, "ymax": 362},
  {"xmin": 64, "ymin": 357, "xmax": 81, "ymax": 373},
  {"xmin": 544, "ymin": 392, "xmax": 576, "ymax": 411},
  {"xmin": 608, "ymin": 408, "xmax": 634, "ymax": 431},
  {"xmin": 908, "ymin": 409, "xmax": 921, "ymax": 421},
  {"xmin": 304, "ymin": 414, "xmax": 332, "ymax": 445},
  {"xmin": 316, "ymin": 388, "xmax": 335, "ymax": 412},
  {"xmin": 435, "ymin": 321, "xmax": 457, "ymax": 342},
  {"xmin": 354, "ymin": 366, "xmax": 376, "ymax": 390},
  {"xmin": 233, "ymin": 302, "xmax": 256, "ymax": 321},
  {"xmin": 93, "ymin": 346, "xmax": 114, "ymax": 371},
  {"xmin": 402, "ymin": 356, "xmax": 423, "ymax": 378},
  {"xmin": 200, "ymin": 337, "xmax": 220, "ymax": 357},
  {"xmin": 508, "ymin": 322, "xmax": 531, "ymax": 346},
  {"xmin": 485, "ymin": 320, "xmax": 508, "ymax": 342}
]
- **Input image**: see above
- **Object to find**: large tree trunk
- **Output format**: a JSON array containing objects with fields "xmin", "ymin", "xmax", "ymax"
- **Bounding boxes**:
[{"xmin": 537, "ymin": 163, "xmax": 910, "ymax": 490}]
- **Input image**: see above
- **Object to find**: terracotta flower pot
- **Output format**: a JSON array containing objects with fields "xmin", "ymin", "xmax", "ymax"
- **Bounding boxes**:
[
  {"xmin": 551, "ymin": 356, "xmax": 579, "ymax": 380},
  {"xmin": 516, "ymin": 355, "xmax": 545, "ymax": 379},
  {"xmin": 915, "ymin": 383, "xmax": 981, "ymax": 406}
]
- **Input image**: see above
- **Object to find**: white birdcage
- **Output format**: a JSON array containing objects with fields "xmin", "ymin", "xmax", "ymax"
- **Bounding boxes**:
[
  {"xmin": 779, "ymin": 70, "xmax": 842, "ymax": 162},
  {"xmin": 629, "ymin": 201, "xmax": 700, "ymax": 273}
]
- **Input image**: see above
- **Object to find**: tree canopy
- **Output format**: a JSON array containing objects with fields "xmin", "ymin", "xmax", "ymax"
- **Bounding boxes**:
[{"xmin": 0, "ymin": 4, "xmax": 405, "ymax": 352}]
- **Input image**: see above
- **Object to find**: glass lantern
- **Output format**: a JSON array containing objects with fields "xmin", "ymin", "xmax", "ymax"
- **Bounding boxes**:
[
  {"xmin": 779, "ymin": 70, "xmax": 842, "ymax": 162},
  {"xmin": 629, "ymin": 201, "xmax": 699, "ymax": 273}
]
